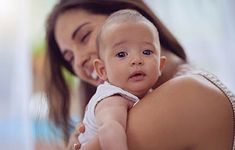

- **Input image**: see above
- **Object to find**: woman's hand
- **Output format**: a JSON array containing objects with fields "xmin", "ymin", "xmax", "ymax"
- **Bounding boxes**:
[{"xmin": 67, "ymin": 123, "xmax": 85, "ymax": 150}]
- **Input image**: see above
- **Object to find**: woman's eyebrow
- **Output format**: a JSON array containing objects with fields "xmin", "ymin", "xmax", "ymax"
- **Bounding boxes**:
[{"xmin": 71, "ymin": 22, "xmax": 90, "ymax": 40}]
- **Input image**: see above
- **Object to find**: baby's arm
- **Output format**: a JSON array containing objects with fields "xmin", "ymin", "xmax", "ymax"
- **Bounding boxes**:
[{"xmin": 95, "ymin": 95, "xmax": 133, "ymax": 150}]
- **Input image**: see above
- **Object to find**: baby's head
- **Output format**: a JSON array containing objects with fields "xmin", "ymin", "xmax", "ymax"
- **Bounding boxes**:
[
  {"xmin": 94, "ymin": 9, "xmax": 166, "ymax": 98},
  {"xmin": 97, "ymin": 9, "xmax": 161, "ymax": 59}
]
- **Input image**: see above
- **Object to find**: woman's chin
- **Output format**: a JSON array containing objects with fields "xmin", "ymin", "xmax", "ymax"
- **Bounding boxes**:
[{"xmin": 88, "ymin": 78, "xmax": 103, "ymax": 87}]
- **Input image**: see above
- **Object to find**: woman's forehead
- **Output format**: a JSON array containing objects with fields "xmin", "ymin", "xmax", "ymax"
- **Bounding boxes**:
[{"xmin": 55, "ymin": 9, "xmax": 107, "ymax": 40}]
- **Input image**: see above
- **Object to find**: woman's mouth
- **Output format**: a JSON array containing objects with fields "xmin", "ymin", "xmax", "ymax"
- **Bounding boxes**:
[
  {"xmin": 91, "ymin": 70, "xmax": 98, "ymax": 80},
  {"xmin": 84, "ymin": 68, "xmax": 98, "ymax": 80}
]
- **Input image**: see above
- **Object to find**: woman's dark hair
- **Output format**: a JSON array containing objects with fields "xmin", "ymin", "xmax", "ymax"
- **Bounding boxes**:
[{"xmin": 45, "ymin": 0, "xmax": 187, "ymax": 144}]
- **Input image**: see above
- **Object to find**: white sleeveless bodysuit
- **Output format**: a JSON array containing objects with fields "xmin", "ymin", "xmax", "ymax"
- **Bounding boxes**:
[{"xmin": 78, "ymin": 81, "xmax": 139, "ymax": 147}]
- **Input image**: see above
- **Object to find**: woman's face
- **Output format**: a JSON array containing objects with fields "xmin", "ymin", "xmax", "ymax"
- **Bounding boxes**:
[{"xmin": 55, "ymin": 9, "xmax": 108, "ymax": 86}]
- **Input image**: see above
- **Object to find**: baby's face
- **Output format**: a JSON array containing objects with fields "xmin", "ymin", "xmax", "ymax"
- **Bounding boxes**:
[{"xmin": 100, "ymin": 21, "xmax": 165, "ymax": 98}]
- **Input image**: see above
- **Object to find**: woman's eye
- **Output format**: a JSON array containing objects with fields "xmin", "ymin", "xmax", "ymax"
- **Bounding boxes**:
[
  {"xmin": 81, "ymin": 31, "xmax": 91, "ymax": 43},
  {"xmin": 143, "ymin": 49, "xmax": 153, "ymax": 55},
  {"xmin": 116, "ymin": 51, "xmax": 128, "ymax": 58}
]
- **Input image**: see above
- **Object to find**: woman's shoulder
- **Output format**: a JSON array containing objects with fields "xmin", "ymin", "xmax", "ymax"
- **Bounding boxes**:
[
  {"xmin": 128, "ymin": 74, "xmax": 234, "ymax": 150},
  {"xmin": 155, "ymin": 74, "xmax": 233, "ymax": 120},
  {"xmin": 159, "ymin": 74, "xmax": 226, "ymax": 98}
]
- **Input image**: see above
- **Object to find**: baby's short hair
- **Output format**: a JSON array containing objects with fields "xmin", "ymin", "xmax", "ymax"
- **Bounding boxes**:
[
  {"xmin": 97, "ymin": 9, "xmax": 159, "ymax": 57},
  {"xmin": 105, "ymin": 9, "xmax": 148, "ymax": 25}
]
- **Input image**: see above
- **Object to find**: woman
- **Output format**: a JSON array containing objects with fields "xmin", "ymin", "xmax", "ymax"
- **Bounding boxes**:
[{"xmin": 45, "ymin": 0, "xmax": 235, "ymax": 149}]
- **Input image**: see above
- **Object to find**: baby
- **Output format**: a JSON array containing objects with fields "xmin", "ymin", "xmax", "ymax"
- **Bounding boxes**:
[{"xmin": 78, "ymin": 9, "xmax": 166, "ymax": 150}]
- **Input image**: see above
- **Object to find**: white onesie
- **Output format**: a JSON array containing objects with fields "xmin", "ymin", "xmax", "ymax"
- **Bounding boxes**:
[{"xmin": 78, "ymin": 81, "xmax": 139, "ymax": 147}]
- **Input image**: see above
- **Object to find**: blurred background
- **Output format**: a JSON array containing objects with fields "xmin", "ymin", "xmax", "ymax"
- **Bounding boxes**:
[{"xmin": 0, "ymin": 0, "xmax": 234, "ymax": 149}]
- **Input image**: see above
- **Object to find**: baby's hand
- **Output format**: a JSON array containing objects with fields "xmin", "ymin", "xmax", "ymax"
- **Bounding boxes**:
[{"xmin": 67, "ymin": 123, "xmax": 85, "ymax": 150}]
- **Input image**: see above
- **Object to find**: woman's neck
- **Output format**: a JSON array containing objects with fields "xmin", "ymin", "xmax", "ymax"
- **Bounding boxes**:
[{"xmin": 154, "ymin": 49, "xmax": 186, "ymax": 88}]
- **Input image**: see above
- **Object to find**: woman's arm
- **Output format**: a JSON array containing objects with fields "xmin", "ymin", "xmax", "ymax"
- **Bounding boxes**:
[{"xmin": 76, "ymin": 75, "xmax": 233, "ymax": 150}]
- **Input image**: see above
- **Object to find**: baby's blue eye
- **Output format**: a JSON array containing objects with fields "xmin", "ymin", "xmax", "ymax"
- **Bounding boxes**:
[
  {"xmin": 116, "ymin": 51, "xmax": 128, "ymax": 58},
  {"xmin": 143, "ymin": 49, "xmax": 153, "ymax": 55}
]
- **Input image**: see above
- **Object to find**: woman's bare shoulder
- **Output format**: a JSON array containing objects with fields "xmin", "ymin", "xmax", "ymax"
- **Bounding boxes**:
[
  {"xmin": 127, "ymin": 75, "xmax": 233, "ymax": 150},
  {"xmin": 155, "ymin": 74, "xmax": 230, "ymax": 101}
]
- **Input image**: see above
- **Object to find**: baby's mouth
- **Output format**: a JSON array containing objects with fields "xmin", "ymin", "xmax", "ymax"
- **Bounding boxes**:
[{"xmin": 129, "ymin": 71, "xmax": 146, "ymax": 81}]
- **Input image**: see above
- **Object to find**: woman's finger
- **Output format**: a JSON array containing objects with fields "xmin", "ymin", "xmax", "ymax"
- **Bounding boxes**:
[
  {"xmin": 67, "ymin": 129, "xmax": 79, "ymax": 150},
  {"xmin": 67, "ymin": 122, "xmax": 85, "ymax": 150},
  {"xmin": 76, "ymin": 123, "xmax": 85, "ymax": 133},
  {"xmin": 73, "ymin": 143, "xmax": 80, "ymax": 150}
]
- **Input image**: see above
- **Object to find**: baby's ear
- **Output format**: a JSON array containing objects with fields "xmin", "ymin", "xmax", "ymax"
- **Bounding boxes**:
[
  {"xmin": 160, "ymin": 56, "xmax": 167, "ymax": 71},
  {"xmin": 93, "ymin": 59, "xmax": 107, "ymax": 80}
]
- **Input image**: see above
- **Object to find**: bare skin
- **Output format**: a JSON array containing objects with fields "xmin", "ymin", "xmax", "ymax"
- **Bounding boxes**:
[
  {"xmin": 54, "ymin": 9, "xmax": 234, "ymax": 150},
  {"xmin": 76, "ymin": 75, "xmax": 233, "ymax": 150},
  {"xmin": 127, "ymin": 75, "xmax": 233, "ymax": 150}
]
